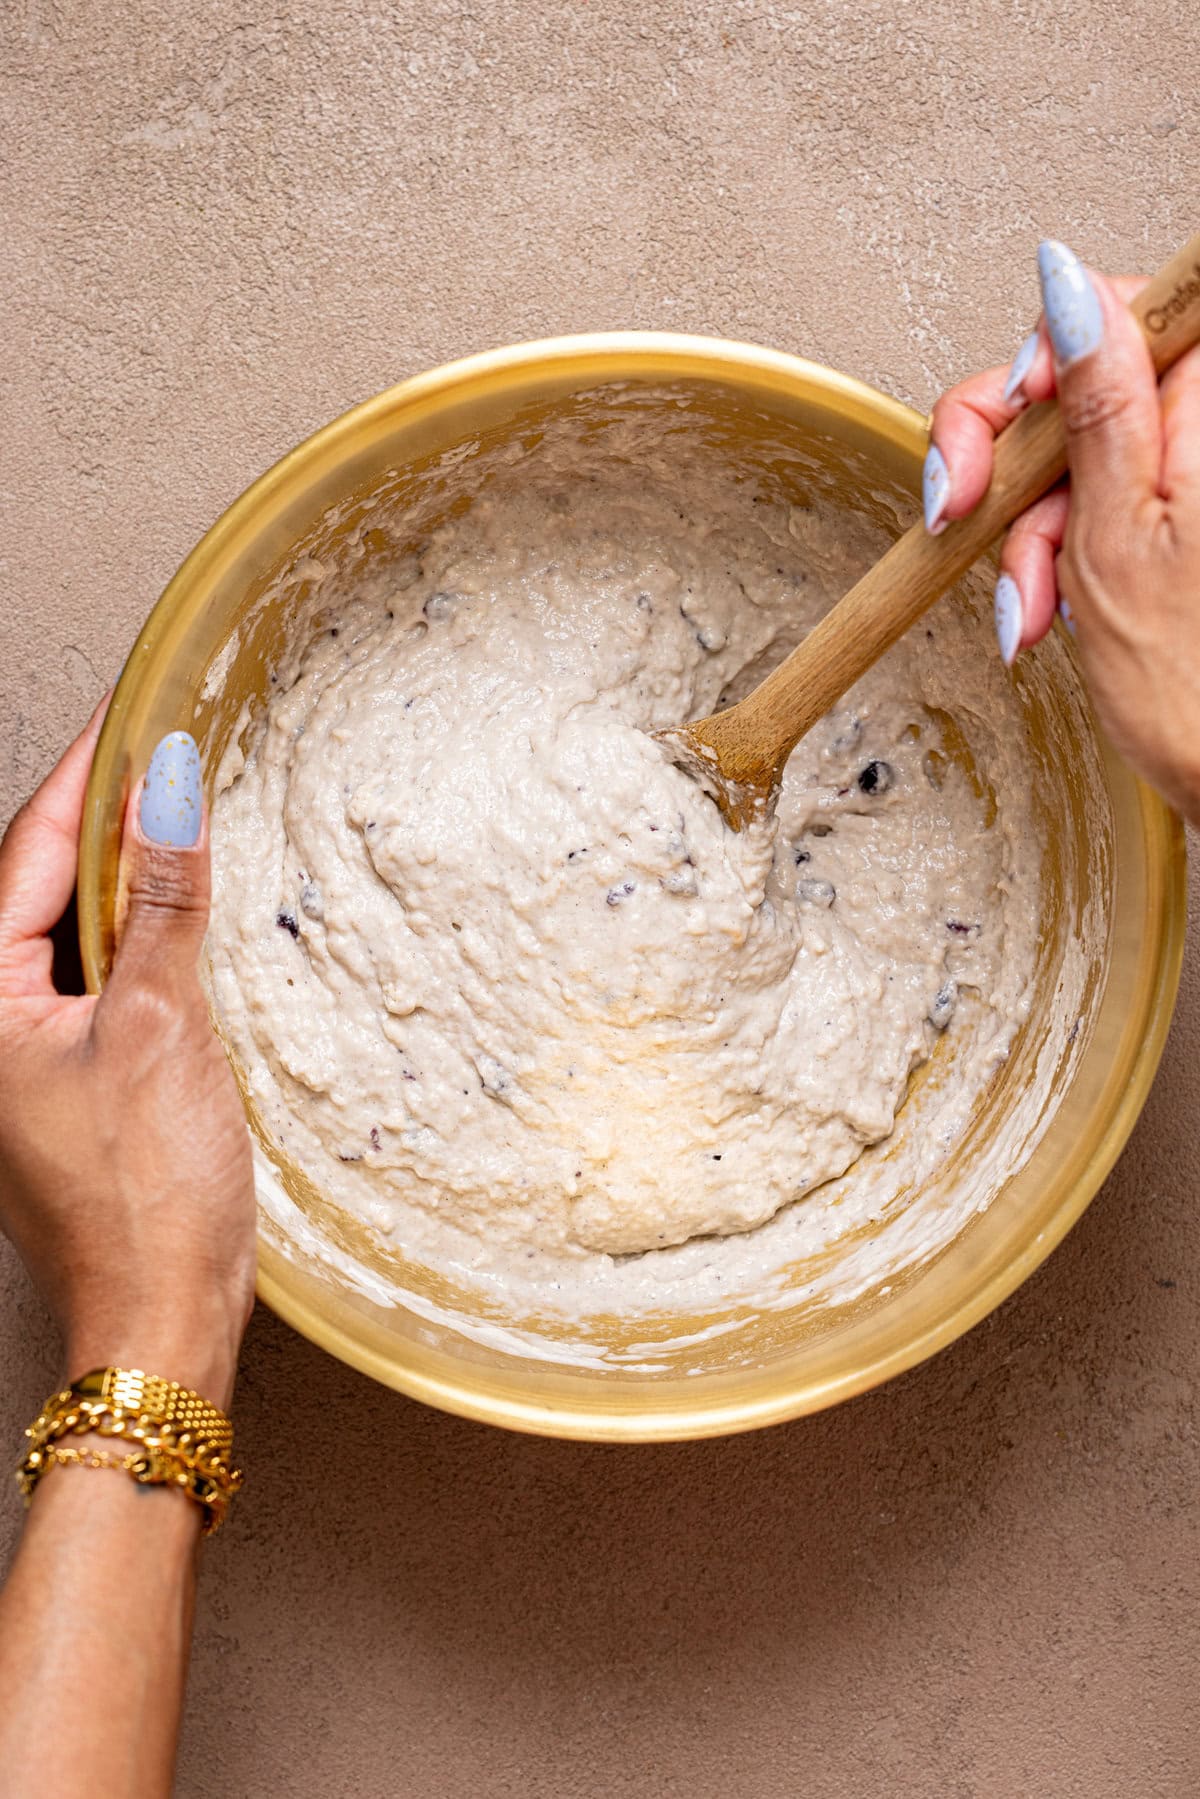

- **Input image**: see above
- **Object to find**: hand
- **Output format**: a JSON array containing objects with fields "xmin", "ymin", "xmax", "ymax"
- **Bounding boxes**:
[
  {"xmin": 925, "ymin": 240, "xmax": 1200, "ymax": 827},
  {"xmin": 0, "ymin": 708, "xmax": 255, "ymax": 1408}
]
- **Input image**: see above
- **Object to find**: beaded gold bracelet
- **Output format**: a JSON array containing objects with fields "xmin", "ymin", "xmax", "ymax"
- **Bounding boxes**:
[{"xmin": 15, "ymin": 1368, "xmax": 243, "ymax": 1537}]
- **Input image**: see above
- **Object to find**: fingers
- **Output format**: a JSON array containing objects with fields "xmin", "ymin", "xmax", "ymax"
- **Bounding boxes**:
[
  {"xmin": 1001, "ymin": 327, "xmax": 1055, "ymax": 409},
  {"xmin": 992, "ymin": 277, "xmax": 1146, "ymax": 412},
  {"xmin": 925, "ymin": 271, "xmax": 1153, "ymax": 539},
  {"xmin": 926, "ymin": 364, "xmax": 1038, "ymax": 530},
  {"xmin": 994, "ymin": 487, "xmax": 1071, "ymax": 662},
  {"xmin": 108, "ymin": 732, "xmax": 211, "ymax": 993},
  {"xmin": 925, "ymin": 250, "xmax": 1161, "ymax": 670},
  {"xmin": 0, "ymin": 690, "xmax": 111, "ymax": 979},
  {"xmin": 1037, "ymin": 242, "xmax": 1163, "ymax": 518}
]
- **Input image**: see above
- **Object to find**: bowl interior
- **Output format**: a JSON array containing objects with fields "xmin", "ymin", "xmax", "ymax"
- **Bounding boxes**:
[{"xmin": 80, "ymin": 336, "xmax": 1185, "ymax": 1438}]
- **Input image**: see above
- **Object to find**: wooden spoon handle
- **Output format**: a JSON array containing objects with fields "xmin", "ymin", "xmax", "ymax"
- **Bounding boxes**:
[{"xmin": 741, "ymin": 232, "xmax": 1200, "ymax": 766}]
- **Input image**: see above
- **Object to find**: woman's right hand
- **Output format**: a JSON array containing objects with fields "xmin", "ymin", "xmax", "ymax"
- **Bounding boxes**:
[{"xmin": 926, "ymin": 241, "xmax": 1200, "ymax": 828}]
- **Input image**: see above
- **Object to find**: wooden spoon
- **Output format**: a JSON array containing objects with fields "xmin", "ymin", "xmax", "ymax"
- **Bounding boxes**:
[{"xmin": 659, "ymin": 232, "xmax": 1200, "ymax": 829}]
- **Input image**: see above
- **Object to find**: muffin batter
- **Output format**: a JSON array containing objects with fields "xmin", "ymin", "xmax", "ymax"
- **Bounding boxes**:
[{"xmin": 208, "ymin": 421, "xmax": 1038, "ymax": 1290}]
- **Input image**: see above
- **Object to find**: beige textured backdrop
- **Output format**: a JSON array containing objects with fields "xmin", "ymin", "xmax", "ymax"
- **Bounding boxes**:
[{"xmin": 3, "ymin": 4, "xmax": 1198, "ymax": 1795}]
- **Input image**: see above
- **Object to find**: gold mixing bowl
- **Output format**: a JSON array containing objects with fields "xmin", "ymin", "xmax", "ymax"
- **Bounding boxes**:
[{"xmin": 78, "ymin": 334, "xmax": 1186, "ymax": 1440}]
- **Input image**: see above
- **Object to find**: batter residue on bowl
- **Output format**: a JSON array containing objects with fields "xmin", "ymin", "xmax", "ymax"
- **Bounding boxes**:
[{"xmin": 207, "ymin": 417, "xmax": 1040, "ymax": 1310}]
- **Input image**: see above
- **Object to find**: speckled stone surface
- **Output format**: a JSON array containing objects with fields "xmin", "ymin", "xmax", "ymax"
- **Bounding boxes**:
[{"xmin": 3, "ymin": 6, "xmax": 1199, "ymax": 1795}]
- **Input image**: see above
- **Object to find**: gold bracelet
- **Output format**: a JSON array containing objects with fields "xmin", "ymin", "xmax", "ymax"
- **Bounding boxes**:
[
  {"xmin": 15, "ymin": 1367, "xmax": 243, "ymax": 1537},
  {"xmin": 46, "ymin": 1444, "xmax": 139, "ymax": 1476}
]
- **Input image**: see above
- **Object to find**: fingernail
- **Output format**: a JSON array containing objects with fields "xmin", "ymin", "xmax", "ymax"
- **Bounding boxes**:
[
  {"xmin": 923, "ymin": 444, "xmax": 950, "ymax": 535},
  {"xmin": 140, "ymin": 731, "xmax": 202, "ymax": 846},
  {"xmin": 1002, "ymin": 330, "xmax": 1040, "ymax": 405},
  {"xmin": 994, "ymin": 574, "xmax": 1023, "ymax": 666},
  {"xmin": 1058, "ymin": 595, "xmax": 1077, "ymax": 638},
  {"xmin": 1037, "ymin": 240, "xmax": 1103, "ymax": 366}
]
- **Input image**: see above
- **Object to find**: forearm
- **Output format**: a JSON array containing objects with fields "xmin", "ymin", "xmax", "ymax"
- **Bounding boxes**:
[
  {"xmin": 0, "ymin": 1324, "xmax": 239, "ymax": 1797},
  {"xmin": 0, "ymin": 713, "xmax": 257, "ymax": 1798},
  {"xmin": 0, "ymin": 1467, "xmax": 201, "ymax": 1798}
]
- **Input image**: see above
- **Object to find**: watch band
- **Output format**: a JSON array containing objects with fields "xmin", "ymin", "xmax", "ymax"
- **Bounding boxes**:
[
  {"xmin": 72, "ymin": 1367, "xmax": 233, "ymax": 1454},
  {"xmin": 15, "ymin": 1365, "xmax": 242, "ymax": 1536}
]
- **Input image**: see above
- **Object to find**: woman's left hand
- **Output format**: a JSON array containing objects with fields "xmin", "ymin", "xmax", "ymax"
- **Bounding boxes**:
[{"xmin": 0, "ymin": 704, "xmax": 256, "ymax": 1408}]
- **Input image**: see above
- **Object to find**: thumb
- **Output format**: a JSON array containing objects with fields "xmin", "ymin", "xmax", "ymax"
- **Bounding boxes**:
[
  {"xmin": 1039, "ymin": 239, "xmax": 1162, "ymax": 514},
  {"xmin": 113, "ymin": 731, "xmax": 211, "ymax": 984}
]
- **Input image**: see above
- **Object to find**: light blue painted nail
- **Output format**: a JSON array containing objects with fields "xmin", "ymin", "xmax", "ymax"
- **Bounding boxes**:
[
  {"xmin": 994, "ymin": 573, "xmax": 1023, "ymax": 666},
  {"xmin": 1058, "ymin": 594, "xmax": 1077, "ymax": 638},
  {"xmin": 1037, "ymin": 240, "xmax": 1103, "ymax": 366},
  {"xmin": 140, "ymin": 731, "xmax": 202, "ymax": 847},
  {"xmin": 923, "ymin": 443, "xmax": 950, "ymax": 535},
  {"xmin": 1002, "ymin": 330, "xmax": 1040, "ymax": 404}
]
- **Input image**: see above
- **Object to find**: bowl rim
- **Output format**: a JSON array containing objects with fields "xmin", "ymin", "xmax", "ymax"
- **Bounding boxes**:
[{"xmin": 80, "ymin": 330, "xmax": 1188, "ymax": 1440}]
